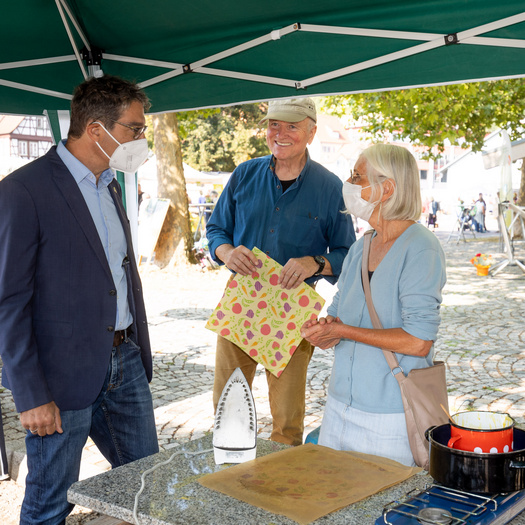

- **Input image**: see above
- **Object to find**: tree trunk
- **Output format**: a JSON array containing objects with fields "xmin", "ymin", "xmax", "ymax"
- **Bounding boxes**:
[{"xmin": 152, "ymin": 112, "xmax": 196, "ymax": 268}]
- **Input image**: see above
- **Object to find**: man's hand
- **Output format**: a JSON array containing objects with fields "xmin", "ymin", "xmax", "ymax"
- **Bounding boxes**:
[
  {"xmin": 20, "ymin": 401, "xmax": 63, "ymax": 437},
  {"xmin": 278, "ymin": 256, "xmax": 319, "ymax": 289},
  {"xmin": 216, "ymin": 244, "xmax": 258, "ymax": 276}
]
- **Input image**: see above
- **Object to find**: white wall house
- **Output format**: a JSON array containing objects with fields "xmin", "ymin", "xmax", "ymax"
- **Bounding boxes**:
[
  {"xmin": 309, "ymin": 114, "xmax": 365, "ymax": 182},
  {"xmin": 423, "ymin": 131, "xmax": 523, "ymax": 216},
  {"xmin": 0, "ymin": 115, "xmax": 53, "ymax": 179}
]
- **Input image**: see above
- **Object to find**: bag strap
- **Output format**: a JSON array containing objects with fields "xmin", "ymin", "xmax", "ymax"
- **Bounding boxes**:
[{"xmin": 361, "ymin": 231, "xmax": 404, "ymax": 378}]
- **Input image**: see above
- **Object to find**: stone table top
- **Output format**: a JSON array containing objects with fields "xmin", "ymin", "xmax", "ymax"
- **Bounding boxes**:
[{"xmin": 68, "ymin": 435, "xmax": 438, "ymax": 525}]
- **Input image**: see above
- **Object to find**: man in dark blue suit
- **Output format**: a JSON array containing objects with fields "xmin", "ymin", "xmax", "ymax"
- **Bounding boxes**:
[{"xmin": 0, "ymin": 75, "xmax": 159, "ymax": 524}]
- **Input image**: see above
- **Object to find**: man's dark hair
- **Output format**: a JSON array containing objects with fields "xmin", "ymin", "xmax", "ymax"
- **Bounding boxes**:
[{"xmin": 68, "ymin": 75, "xmax": 150, "ymax": 139}]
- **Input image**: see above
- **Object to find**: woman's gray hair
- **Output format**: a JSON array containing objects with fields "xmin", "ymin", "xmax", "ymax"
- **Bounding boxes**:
[{"xmin": 360, "ymin": 143, "xmax": 422, "ymax": 221}]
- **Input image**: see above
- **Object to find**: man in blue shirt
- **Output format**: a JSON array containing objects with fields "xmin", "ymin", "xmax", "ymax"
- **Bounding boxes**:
[
  {"xmin": 207, "ymin": 98, "xmax": 355, "ymax": 446},
  {"xmin": 0, "ymin": 75, "xmax": 158, "ymax": 523}
]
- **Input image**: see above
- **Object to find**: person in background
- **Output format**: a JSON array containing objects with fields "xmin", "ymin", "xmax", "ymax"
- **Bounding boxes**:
[
  {"xmin": 138, "ymin": 182, "xmax": 149, "ymax": 208},
  {"xmin": 427, "ymin": 197, "xmax": 439, "ymax": 229},
  {"xmin": 469, "ymin": 199, "xmax": 479, "ymax": 232},
  {"xmin": 0, "ymin": 75, "xmax": 158, "ymax": 524},
  {"xmin": 301, "ymin": 144, "xmax": 446, "ymax": 466},
  {"xmin": 474, "ymin": 194, "xmax": 485, "ymax": 233},
  {"xmin": 205, "ymin": 189, "xmax": 219, "ymax": 224},
  {"xmin": 206, "ymin": 97, "xmax": 355, "ymax": 446},
  {"xmin": 479, "ymin": 193, "xmax": 487, "ymax": 232}
]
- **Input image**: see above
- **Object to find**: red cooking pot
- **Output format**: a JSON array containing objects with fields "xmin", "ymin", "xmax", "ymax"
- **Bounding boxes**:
[{"xmin": 447, "ymin": 410, "xmax": 514, "ymax": 453}]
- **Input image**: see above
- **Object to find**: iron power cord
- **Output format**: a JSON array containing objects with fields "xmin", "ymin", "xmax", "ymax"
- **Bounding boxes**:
[{"xmin": 132, "ymin": 447, "xmax": 214, "ymax": 525}]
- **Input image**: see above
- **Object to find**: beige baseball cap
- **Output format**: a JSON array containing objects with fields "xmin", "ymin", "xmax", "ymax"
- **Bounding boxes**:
[{"xmin": 260, "ymin": 97, "xmax": 317, "ymax": 124}]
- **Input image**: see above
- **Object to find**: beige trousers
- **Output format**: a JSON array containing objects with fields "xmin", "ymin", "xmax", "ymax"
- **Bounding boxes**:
[{"xmin": 213, "ymin": 335, "xmax": 314, "ymax": 446}]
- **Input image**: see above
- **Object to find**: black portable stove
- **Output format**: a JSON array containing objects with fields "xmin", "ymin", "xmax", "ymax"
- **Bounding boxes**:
[{"xmin": 375, "ymin": 484, "xmax": 525, "ymax": 524}]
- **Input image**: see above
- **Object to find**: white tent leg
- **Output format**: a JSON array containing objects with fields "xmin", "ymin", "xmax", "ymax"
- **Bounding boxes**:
[{"xmin": 490, "ymin": 205, "xmax": 525, "ymax": 276}]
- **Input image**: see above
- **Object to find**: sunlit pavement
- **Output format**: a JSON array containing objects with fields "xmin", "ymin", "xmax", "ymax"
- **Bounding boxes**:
[{"xmin": 1, "ymin": 210, "xmax": 524, "ymax": 481}]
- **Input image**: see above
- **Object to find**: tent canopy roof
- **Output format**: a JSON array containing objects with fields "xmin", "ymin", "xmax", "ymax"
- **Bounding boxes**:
[{"xmin": 1, "ymin": 1, "xmax": 525, "ymax": 115}]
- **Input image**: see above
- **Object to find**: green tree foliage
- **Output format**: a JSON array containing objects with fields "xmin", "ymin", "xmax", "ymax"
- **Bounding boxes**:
[
  {"xmin": 145, "ymin": 107, "xmax": 219, "ymax": 151},
  {"xmin": 142, "ymin": 104, "xmax": 269, "ymax": 265},
  {"xmin": 180, "ymin": 103, "xmax": 268, "ymax": 172},
  {"xmin": 322, "ymin": 79, "xmax": 525, "ymax": 160}
]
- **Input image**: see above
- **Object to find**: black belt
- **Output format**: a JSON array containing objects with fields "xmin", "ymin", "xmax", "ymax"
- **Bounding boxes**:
[{"xmin": 113, "ymin": 326, "xmax": 132, "ymax": 347}]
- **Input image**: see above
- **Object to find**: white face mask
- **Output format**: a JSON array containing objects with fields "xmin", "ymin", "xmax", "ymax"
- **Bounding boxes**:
[
  {"xmin": 342, "ymin": 181, "xmax": 379, "ymax": 222},
  {"xmin": 94, "ymin": 122, "xmax": 149, "ymax": 173}
]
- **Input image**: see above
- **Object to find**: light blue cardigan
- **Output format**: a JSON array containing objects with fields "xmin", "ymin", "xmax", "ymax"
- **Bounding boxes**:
[{"xmin": 326, "ymin": 223, "xmax": 446, "ymax": 413}]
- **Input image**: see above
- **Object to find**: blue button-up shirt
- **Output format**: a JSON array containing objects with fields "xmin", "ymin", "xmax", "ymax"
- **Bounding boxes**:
[
  {"xmin": 206, "ymin": 153, "xmax": 355, "ymax": 284},
  {"xmin": 56, "ymin": 140, "xmax": 132, "ymax": 330}
]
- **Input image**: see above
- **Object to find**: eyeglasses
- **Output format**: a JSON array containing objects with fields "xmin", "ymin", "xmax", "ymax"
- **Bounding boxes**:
[
  {"xmin": 110, "ymin": 120, "xmax": 148, "ymax": 140},
  {"xmin": 349, "ymin": 169, "xmax": 385, "ymax": 185}
]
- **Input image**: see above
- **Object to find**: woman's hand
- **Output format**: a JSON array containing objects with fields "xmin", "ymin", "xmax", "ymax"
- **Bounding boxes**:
[{"xmin": 300, "ymin": 315, "xmax": 342, "ymax": 349}]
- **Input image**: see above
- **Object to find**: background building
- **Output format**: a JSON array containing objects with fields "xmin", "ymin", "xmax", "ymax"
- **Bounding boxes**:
[{"xmin": 0, "ymin": 115, "xmax": 53, "ymax": 179}]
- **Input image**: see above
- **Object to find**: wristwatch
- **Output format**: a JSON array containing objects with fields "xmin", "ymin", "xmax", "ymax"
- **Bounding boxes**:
[{"xmin": 313, "ymin": 255, "xmax": 326, "ymax": 277}]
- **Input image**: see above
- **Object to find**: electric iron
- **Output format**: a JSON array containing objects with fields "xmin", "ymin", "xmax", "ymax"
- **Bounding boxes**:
[{"xmin": 213, "ymin": 367, "xmax": 257, "ymax": 464}]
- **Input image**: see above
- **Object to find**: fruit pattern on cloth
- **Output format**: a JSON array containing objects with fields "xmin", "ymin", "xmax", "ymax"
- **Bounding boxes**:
[{"xmin": 206, "ymin": 247, "xmax": 325, "ymax": 377}]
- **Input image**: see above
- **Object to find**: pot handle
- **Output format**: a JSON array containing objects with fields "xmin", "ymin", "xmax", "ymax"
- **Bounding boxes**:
[
  {"xmin": 509, "ymin": 461, "xmax": 525, "ymax": 469},
  {"xmin": 447, "ymin": 435, "xmax": 461, "ymax": 449}
]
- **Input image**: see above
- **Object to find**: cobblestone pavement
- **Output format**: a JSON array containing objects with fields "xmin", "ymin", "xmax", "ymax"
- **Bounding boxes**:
[{"xmin": 2, "ymin": 213, "xmax": 525, "ymax": 485}]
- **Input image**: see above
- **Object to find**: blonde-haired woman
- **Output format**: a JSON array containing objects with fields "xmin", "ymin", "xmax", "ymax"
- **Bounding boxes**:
[{"xmin": 301, "ymin": 144, "xmax": 446, "ymax": 466}]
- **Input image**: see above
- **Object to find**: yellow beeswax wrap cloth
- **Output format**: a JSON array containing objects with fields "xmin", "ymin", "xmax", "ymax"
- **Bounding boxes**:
[
  {"xmin": 205, "ymin": 247, "xmax": 325, "ymax": 377},
  {"xmin": 199, "ymin": 443, "xmax": 421, "ymax": 525}
]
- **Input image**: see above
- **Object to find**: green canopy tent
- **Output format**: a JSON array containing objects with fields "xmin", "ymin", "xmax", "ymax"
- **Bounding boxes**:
[
  {"xmin": 1, "ymin": 0, "xmax": 525, "ymax": 116},
  {"xmin": 1, "ymin": 0, "xmax": 524, "ymax": 246}
]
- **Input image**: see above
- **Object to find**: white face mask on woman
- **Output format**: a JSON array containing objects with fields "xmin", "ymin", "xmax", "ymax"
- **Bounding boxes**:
[
  {"xmin": 342, "ymin": 181, "xmax": 380, "ymax": 222},
  {"xmin": 94, "ymin": 122, "xmax": 149, "ymax": 173}
]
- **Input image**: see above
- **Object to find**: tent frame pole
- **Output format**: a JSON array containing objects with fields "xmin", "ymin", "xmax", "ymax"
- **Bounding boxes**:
[{"xmin": 1, "ymin": 10, "xmax": 525, "ymax": 101}]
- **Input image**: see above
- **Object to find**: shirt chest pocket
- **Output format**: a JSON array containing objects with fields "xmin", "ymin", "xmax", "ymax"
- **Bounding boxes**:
[{"xmin": 286, "ymin": 212, "xmax": 324, "ymax": 250}]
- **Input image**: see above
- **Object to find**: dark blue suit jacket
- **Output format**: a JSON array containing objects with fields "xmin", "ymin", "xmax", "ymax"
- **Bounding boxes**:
[{"xmin": 0, "ymin": 147, "xmax": 152, "ymax": 413}]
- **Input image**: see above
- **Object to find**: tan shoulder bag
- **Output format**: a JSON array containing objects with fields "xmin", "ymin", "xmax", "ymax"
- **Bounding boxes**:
[{"xmin": 361, "ymin": 230, "xmax": 449, "ymax": 470}]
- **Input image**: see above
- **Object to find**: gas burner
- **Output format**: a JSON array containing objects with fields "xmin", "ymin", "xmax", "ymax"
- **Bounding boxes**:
[
  {"xmin": 417, "ymin": 507, "xmax": 452, "ymax": 524},
  {"xmin": 376, "ymin": 484, "xmax": 525, "ymax": 524}
]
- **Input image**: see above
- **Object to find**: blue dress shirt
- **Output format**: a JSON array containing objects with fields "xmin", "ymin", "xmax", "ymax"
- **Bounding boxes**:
[
  {"xmin": 206, "ymin": 153, "xmax": 355, "ymax": 284},
  {"xmin": 56, "ymin": 140, "xmax": 132, "ymax": 330}
]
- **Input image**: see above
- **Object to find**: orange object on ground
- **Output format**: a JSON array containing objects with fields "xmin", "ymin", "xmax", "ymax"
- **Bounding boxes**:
[{"xmin": 475, "ymin": 265, "xmax": 490, "ymax": 276}]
